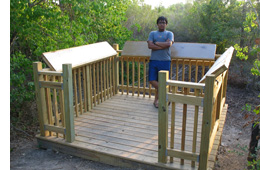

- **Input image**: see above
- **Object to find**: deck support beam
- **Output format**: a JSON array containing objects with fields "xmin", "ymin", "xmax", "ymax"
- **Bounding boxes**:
[
  {"xmin": 33, "ymin": 62, "xmax": 49, "ymax": 137},
  {"xmin": 63, "ymin": 64, "xmax": 75, "ymax": 143},
  {"xmin": 158, "ymin": 71, "xmax": 169, "ymax": 163},
  {"xmin": 199, "ymin": 75, "xmax": 215, "ymax": 170}
]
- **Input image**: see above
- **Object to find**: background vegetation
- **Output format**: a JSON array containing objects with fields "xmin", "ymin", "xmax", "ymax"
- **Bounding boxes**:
[{"xmin": 10, "ymin": 0, "xmax": 259, "ymax": 139}]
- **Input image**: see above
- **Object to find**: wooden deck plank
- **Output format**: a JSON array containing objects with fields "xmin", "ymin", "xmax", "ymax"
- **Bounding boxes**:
[{"xmin": 36, "ymin": 94, "xmax": 228, "ymax": 170}]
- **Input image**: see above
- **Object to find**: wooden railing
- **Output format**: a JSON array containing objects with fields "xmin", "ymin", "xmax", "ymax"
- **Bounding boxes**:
[
  {"xmin": 33, "ymin": 63, "xmax": 74, "ymax": 142},
  {"xmin": 34, "ymin": 44, "xmax": 119, "ymax": 143},
  {"xmin": 158, "ymin": 68, "xmax": 229, "ymax": 169},
  {"xmin": 118, "ymin": 55, "xmax": 215, "ymax": 97}
]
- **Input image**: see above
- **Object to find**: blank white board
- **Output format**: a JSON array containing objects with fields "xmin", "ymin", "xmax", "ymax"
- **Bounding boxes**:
[
  {"xmin": 122, "ymin": 41, "xmax": 216, "ymax": 60},
  {"xmin": 42, "ymin": 41, "xmax": 117, "ymax": 71}
]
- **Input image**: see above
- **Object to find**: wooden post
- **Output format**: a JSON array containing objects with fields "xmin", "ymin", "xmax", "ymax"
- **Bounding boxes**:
[
  {"xmin": 33, "ymin": 62, "xmax": 48, "ymax": 137},
  {"xmin": 63, "ymin": 64, "xmax": 75, "ymax": 143},
  {"xmin": 158, "ymin": 71, "xmax": 169, "ymax": 163},
  {"xmin": 199, "ymin": 74, "xmax": 215, "ymax": 170},
  {"xmin": 113, "ymin": 44, "xmax": 119, "ymax": 94}
]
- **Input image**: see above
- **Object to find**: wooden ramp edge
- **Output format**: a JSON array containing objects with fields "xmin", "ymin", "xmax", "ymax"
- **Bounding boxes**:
[
  {"xmin": 207, "ymin": 104, "xmax": 228, "ymax": 170},
  {"xmin": 37, "ymin": 135, "xmax": 196, "ymax": 170}
]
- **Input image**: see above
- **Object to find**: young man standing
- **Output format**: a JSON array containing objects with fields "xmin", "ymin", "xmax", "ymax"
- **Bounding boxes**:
[{"xmin": 147, "ymin": 16, "xmax": 174, "ymax": 108}]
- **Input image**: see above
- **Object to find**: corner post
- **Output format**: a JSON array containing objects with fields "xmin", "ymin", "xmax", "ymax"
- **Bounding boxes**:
[
  {"xmin": 199, "ymin": 74, "xmax": 215, "ymax": 170},
  {"xmin": 63, "ymin": 64, "xmax": 75, "ymax": 143},
  {"xmin": 113, "ymin": 43, "xmax": 119, "ymax": 94},
  {"xmin": 33, "ymin": 62, "xmax": 49, "ymax": 137},
  {"xmin": 158, "ymin": 71, "xmax": 169, "ymax": 163}
]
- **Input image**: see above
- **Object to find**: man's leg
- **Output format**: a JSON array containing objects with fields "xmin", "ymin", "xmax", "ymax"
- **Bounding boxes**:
[{"xmin": 150, "ymin": 80, "xmax": 159, "ymax": 106}]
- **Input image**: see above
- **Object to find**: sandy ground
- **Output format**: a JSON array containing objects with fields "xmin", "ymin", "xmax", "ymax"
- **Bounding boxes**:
[{"xmin": 10, "ymin": 86, "xmax": 260, "ymax": 170}]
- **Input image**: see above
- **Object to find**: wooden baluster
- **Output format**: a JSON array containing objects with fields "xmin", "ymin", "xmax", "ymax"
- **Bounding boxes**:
[
  {"xmin": 176, "ymin": 59, "xmax": 179, "ymax": 81},
  {"xmin": 143, "ymin": 58, "xmax": 146, "ymax": 98},
  {"xmin": 78, "ymin": 68, "xmax": 83, "ymax": 114},
  {"xmin": 121, "ymin": 57, "xmax": 124, "ymax": 95},
  {"xmin": 127, "ymin": 57, "xmax": 129, "ymax": 95},
  {"xmin": 52, "ymin": 75, "xmax": 59, "ymax": 137},
  {"xmin": 97, "ymin": 62, "xmax": 100, "ymax": 104},
  {"xmin": 103, "ymin": 60, "xmax": 106, "ymax": 101},
  {"xmin": 182, "ymin": 59, "xmax": 185, "ymax": 93},
  {"xmin": 181, "ymin": 87, "xmax": 188, "ymax": 165},
  {"xmin": 132, "ymin": 58, "xmax": 135, "ymax": 96},
  {"xmin": 93, "ymin": 63, "xmax": 96, "ymax": 106},
  {"xmin": 82, "ymin": 66, "xmax": 87, "ymax": 112},
  {"xmin": 138, "ymin": 57, "xmax": 140, "ymax": 97},
  {"xmin": 45, "ymin": 75, "xmax": 53, "ymax": 135},
  {"xmin": 100, "ymin": 61, "xmax": 103, "ymax": 102},
  {"xmin": 195, "ymin": 60, "xmax": 198, "ymax": 83},
  {"xmin": 73, "ymin": 70, "xmax": 78, "ymax": 116},
  {"xmin": 192, "ymin": 89, "xmax": 200, "ymax": 167},
  {"xmin": 170, "ymin": 86, "xmax": 176, "ymax": 163},
  {"xmin": 89, "ymin": 65, "xmax": 93, "ymax": 109},
  {"xmin": 107, "ymin": 58, "xmax": 110, "ymax": 98},
  {"xmin": 110, "ymin": 57, "xmax": 113, "ymax": 97}
]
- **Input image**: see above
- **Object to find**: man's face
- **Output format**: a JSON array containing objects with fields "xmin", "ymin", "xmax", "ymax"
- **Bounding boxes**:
[{"xmin": 157, "ymin": 20, "xmax": 167, "ymax": 31}]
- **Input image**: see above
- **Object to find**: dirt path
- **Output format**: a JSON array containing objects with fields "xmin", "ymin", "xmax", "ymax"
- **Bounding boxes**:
[{"xmin": 10, "ymin": 86, "xmax": 259, "ymax": 170}]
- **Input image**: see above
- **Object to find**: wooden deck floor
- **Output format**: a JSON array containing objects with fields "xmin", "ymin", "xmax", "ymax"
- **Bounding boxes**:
[{"xmin": 37, "ymin": 94, "xmax": 228, "ymax": 170}]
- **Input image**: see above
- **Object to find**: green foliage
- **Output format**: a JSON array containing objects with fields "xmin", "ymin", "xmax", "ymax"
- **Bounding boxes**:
[
  {"xmin": 234, "ymin": 44, "xmax": 249, "ymax": 60},
  {"xmin": 10, "ymin": 0, "xmax": 132, "ymax": 123},
  {"xmin": 10, "ymin": 52, "xmax": 34, "ymax": 115}
]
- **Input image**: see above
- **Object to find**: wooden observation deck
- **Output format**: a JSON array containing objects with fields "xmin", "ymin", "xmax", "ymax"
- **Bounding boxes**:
[{"xmin": 34, "ymin": 41, "xmax": 234, "ymax": 170}]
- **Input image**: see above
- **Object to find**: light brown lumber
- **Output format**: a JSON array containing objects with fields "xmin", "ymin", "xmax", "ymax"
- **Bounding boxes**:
[
  {"xmin": 158, "ymin": 71, "xmax": 169, "ymax": 163},
  {"xmin": 44, "ymin": 124, "xmax": 65, "ymax": 134},
  {"xmin": 73, "ymin": 69, "xmax": 79, "ymax": 116},
  {"xmin": 121, "ymin": 57, "xmax": 124, "ymax": 95},
  {"xmin": 170, "ymin": 86, "xmax": 176, "ymax": 163},
  {"xmin": 167, "ymin": 80, "xmax": 205, "ymax": 90},
  {"xmin": 199, "ymin": 75, "xmax": 215, "ymax": 170},
  {"xmin": 38, "ymin": 70, "xmax": 63, "ymax": 76},
  {"xmin": 103, "ymin": 60, "xmax": 107, "ymax": 101},
  {"xmin": 167, "ymin": 93, "xmax": 204, "ymax": 106},
  {"xmin": 82, "ymin": 66, "xmax": 87, "ymax": 112},
  {"xmin": 44, "ymin": 75, "xmax": 53, "ymax": 135},
  {"xmin": 143, "ymin": 58, "xmax": 146, "ymax": 98},
  {"xmin": 52, "ymin": 76, "xmax": 59, "ymax": 137},
  {"xmin": 77, "ymin": 68, "xmax": 83, "ymax": 114},
  {"xmin": 167, "ymin": 148, "xmax": 199, "ymax": 162},
  {"xmin": 93, "ymin": 64, "xmax": 97, "ymax": 106},
  {"xmin": 181, "ymin": 88, "xmax": 188, "ymax": 165},
  {"xmin": 132, "ymin": 58, "xmax": 135, "ymax": 96},
  {"xmin": 192, "ymin": 89, "xmax": 200, "ymax": 167},
  {"xmin": 63, "ymin": 64, "xmax": 75, "ymax": 143},
  {"xmin": 100, "ymin": 61, "xmax": 103, "ymax": 102},
  {"xmin": 138, "ymin": 58, "xmax": 141, "ymax": 97},
  {"xmin": 58, "ymin": 76, "xmax": 65, "ymax": 128},
  {"xmin": 97, "ymin": 63, "xmax": 100, "ymax": 104},
  {"xmin": 37, "ymin": 135, "xmax": 197, "ymax": 170},
  {"xmin": 33, "ymin": 62, "xmax": 49, "ymax": 136},
  {"xmin": 109, "ymin": 57, "xmax": 113, "ymax": 97},
  {"xmin": 39, "ymin": 81, "xmax": 63, "ymax": 89}
]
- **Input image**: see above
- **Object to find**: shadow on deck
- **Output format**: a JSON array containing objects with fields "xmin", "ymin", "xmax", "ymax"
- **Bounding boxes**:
[{"xmin": 37, "ymin": 94, "xmax": 227, "ymax": 170}]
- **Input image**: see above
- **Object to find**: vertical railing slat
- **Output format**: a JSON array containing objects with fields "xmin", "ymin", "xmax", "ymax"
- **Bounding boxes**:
[
  {"xmin": 73, "ymin": 70, "xmax": 78, "ymax": 116},
  {"xmin": 78, "ymin": 68, "xmax": 83, "ymax": 114}
]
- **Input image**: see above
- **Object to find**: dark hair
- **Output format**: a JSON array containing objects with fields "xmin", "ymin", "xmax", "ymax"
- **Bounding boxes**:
[{"xmin": 157, "ymin": 16, "xmax": 168, "ymax": 24}]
